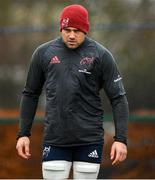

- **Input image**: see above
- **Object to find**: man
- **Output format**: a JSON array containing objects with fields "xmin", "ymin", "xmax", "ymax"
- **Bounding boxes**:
[{"xmin": 16, "ymin": 4, "xmax": 129, "ymax": 179}]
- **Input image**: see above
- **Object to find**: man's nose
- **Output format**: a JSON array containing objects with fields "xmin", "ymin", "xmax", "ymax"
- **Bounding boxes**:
[{"xmin": 69, "ymin": 31, "xmax": 76, "ymax": 39}]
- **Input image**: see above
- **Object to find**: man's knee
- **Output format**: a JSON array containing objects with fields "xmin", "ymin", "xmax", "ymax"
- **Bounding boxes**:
[
  {"xmin": 73, "ymin": 161, "xmax": 100, "ymax": 179},
  {"xmin": 42, "ymin": 160, "xmax": 71, "ymax": 179}
]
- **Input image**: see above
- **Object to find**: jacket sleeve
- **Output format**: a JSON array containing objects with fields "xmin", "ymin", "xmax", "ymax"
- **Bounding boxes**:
[
  {"xmin": 101, "ymin": 50, "xmax": 129, "ymax": 145},
  {"xmin": 17, "ymin": 48, "xmax": 45, "ymax": 139}
]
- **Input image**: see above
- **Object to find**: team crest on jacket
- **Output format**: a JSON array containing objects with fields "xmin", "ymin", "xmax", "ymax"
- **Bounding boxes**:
[
  {"xmin": 80, "ymin": 57, "xmax": 94, "ymax": 65},
  {"xmin": 50, "ymin": 56, "xmax": 60, "ymax": 64}
]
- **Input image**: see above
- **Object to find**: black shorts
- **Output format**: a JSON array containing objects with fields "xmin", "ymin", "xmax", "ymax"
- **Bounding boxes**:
[{"xmin": 42, "ymin": 143, "xmax": 103, "ymax": 164}]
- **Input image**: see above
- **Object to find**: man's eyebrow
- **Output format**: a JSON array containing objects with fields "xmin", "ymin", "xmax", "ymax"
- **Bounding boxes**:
[{"xmin": 64, "ymin": 28, "xmax": 80, "ymax": 31}]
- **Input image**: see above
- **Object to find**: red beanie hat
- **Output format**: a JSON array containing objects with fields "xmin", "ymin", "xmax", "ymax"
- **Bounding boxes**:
[{"xmin": 60, "ymin": 4, "xmax": 89, "ymax": 33}]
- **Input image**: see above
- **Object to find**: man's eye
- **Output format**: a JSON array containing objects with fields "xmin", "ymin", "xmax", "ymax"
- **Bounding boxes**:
[
  {"xmin": 74, "ymin": 30, "xmax": 80, "ymax": 33},
  {"xmin": 64, "ymin": 29, "xmax": 71, "ymax": 33}
]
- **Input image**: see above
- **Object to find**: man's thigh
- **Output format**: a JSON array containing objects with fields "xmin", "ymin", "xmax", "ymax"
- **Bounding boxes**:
[
  {"xmin": 73, "ymin": 143, "xmax": 103, "ymax": 163},
  {"xmin": 72, "ymin": 143, "xmax": 103, "ymax": 179},
  {"xmin": 42, "ymin": 145, "xmax": 72, "ymax": 179}
]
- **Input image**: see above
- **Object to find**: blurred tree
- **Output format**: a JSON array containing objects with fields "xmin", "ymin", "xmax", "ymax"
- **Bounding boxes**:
[{"xmin": 0, "ymin": 0, "xmax": 12, "ymax": 26}]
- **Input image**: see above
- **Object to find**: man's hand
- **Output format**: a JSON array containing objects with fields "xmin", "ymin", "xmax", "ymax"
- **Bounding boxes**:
[
  {"xmin": 110, "ymin": 141, "xmax": 127, "ymax": 165},
  {"xmin": 16, "ymin": 136, "xmax": 31, "ymax": 159}
]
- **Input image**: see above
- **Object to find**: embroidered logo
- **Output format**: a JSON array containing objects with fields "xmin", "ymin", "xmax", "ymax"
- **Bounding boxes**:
[
  {"xmin": 114, "ymin": 75, "xmax": 122, "ymax": 82},
  {"xmin": 80, "ymin": 57, "xmax": 94, "ymax": 65},
  {"xmin": 61, "ymin": 18, "xmax": 69, "ymax": 28},
  {"xmin": 88, "ymin": 150, "xmax": 99, "ymax": 158},
  {"xmin": 78, "ymin": 68, "xmax": 91, "ymax": 74},
  {"xmin": 50, "ymin": 56, "xmax": 60, "ymax": 64},
  {"xmin": 43, "ymin": 146, "xmax": 51, "ymax": 158}
]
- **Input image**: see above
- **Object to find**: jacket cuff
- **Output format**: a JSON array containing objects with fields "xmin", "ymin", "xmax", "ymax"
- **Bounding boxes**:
[
  {"xmin": 16, "ymin": 133, "xmax": 31, "ymax": 140},
  {"xmin": 113, "ymin": 135, "xmax": 127, "ymax": 145}
]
